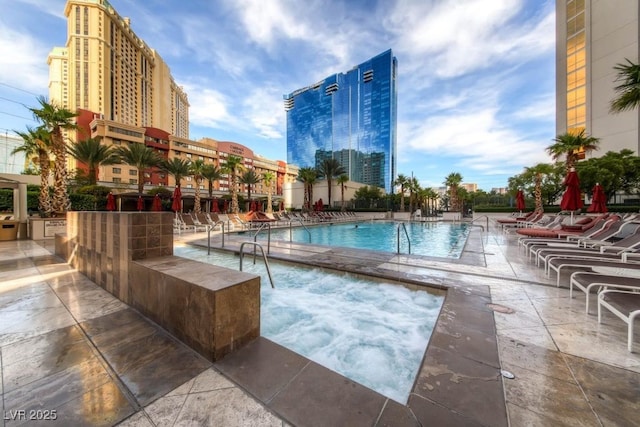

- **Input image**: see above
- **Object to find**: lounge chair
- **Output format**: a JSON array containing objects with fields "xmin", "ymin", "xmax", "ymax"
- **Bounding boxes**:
[
  {"xmin": 547, "ymin": 257, "xmax": 640, "ymax": 287},
  {"xmin": 517, "ymin": 214, "xmax": 612, "ymax": 250},
  {"xmin": 597, "ymin": 286, "xmax": 640, "ymax": 352},
  {"xmin": 569, "ymin": 270, "xmax": 640, "ymax": 313},
  {"xmin": 179, "ymin": 213, "xmax": 208, "ymax": 233}
]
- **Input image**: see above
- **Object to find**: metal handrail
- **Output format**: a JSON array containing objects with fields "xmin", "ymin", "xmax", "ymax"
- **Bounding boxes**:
[
  {"xmin": 252, "ymin": 222, "xmax": 272, "ymax": 254},
  {"xmin": 207, "ymin": 221, "xmax": 225, "ymax": 254},
  {"xmin": 397, "ymin": 222, "xmax": 411, "ymax": 254},
  {"xmin": 469, "ymin": 215, "xmax": 488, "ymax": 232},
  {"xmin": 289, "ymin": 219, "xmax": 312, "ymax": 243},
  {"xmin": 239, "ymin": 241, "xmax": 275, "ymax": 288}
]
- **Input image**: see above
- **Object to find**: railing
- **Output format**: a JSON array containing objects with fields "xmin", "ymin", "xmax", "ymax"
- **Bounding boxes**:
[
  {"xmin": 288, "ymin": 219, "xmax": 312, "ymax": 243},
  {"xmin": 239, "ymin": 241, "xmax": 275, "ymax": 288},
  {"xmin": 207, "ymin": 221, "xmax": 225, "ymax": 254},
  {"xmin": 469, "ymin": 215, "xmax": 488, "ymax": 232},
  {"xmin": 397, "ymin": 222, "xmax": 411, "ymax": 254},
  {"xmin": 252, "ymin": 222, "xmax": 272, "ymax": 254}
]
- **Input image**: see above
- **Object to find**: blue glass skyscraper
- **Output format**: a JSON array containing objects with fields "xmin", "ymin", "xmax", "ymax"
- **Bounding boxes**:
[{"xmin": 284, "ymin": 49, "xmax": 398, "ymax": 193}]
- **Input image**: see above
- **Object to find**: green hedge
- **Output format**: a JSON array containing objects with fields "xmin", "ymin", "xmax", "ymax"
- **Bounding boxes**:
[{"xmin": 0, "ymin": 189, "xmax": 101, "ymax": 212}]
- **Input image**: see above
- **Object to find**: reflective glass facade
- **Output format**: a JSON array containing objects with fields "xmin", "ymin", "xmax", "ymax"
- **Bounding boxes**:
[{"xmin": 284, "ymin": 49, "xmax": 397, "ymax": 193}]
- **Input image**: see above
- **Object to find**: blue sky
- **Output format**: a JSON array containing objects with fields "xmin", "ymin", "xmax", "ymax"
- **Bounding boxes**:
[{"xmin": 0, "ymin": 0, "xmax": 556, "ymax": 191}]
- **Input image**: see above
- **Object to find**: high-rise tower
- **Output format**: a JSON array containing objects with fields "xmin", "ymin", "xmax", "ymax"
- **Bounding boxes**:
[
  {"xmin": 48, "ymin": 0, "xmax": 189, "ymax": 138},
  {"xmin": 556, "ymin": 0, "xmax": 639, "ymax": 155},
  {"xmin": 284, "ymin": 50, "xmax": 398, "ymax": 193}
]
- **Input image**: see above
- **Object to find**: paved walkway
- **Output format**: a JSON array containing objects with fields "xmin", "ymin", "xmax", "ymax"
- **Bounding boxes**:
[{"xmin": 0, "ymin": 217, "xmax": 638, "ymax": 426}]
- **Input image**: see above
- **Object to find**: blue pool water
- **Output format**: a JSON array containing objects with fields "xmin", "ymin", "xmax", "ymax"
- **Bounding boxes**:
[
  {"xmin": 174, "ymin": 244, "xmax": 444, "ymax": 403},
  {"xmin": 258, "ymin": 221, "xmax": 470, "ymax": 258}
]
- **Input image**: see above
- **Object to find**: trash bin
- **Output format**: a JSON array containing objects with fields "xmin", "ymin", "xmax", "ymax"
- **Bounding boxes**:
[{"xmin": 0, "ymin": 220, "xmax": 19, "ymax": 241}]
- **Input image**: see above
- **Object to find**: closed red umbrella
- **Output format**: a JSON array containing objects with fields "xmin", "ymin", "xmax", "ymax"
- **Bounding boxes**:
[
  {"xmin": 587, "ymin": 183, "xmax": 608, "ymax": 213},
  {"xmin": 106, "ymin": 192, "xmax": 116, "ymax": 211},
  {"xmin": 171, "ymin": 186, "xmax": 182, "ymax": 212},
  {"xmin": 152, "ymin": 194, "xmax": 162, "ymax": 211},
  {"xmin": 279, "ymin": 200, "xmax": 284, "ymax": 211},
  {"xmin": 515, "ymin": 189, "xmax": 525, "ymax": 212},
  {"xmin": 212, "ymin": 198, "xmax": 219, "ymax": 213},
  {"xmin": 250, "ymin": 200, "xmax": 257, "ymax": 212},
  {"xmin": 560, "ymin": 168, "xmax": 583, "ymax": 223},
  {"xmin": 136, "ymin": 195, "xmax": 144, "ymax": 211},
  {"xmin": 223, "ymin": 199, "xmax": 229, "ymax": 212}
]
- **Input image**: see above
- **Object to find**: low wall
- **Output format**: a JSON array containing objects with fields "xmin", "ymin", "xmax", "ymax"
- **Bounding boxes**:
[{"xmin": 56, "ymin": 211, "xmax": 260, "ymax": 361}]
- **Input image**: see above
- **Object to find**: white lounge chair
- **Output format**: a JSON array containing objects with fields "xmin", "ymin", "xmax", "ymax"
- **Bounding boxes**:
[{"xmin": 597, "ymin": 286, "xmax": 640, "ymax": 352}]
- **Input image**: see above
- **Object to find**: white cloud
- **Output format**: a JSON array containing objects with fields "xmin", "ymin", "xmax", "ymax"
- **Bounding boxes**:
[
  {"xmin": 183, "ymin": 84, "xmax": 237, "ymax": 129},
  {"xmin": 0, "ymin": 23, "xmax": 49, "ymax": 92},
  {"xmin": 242, "ymin": 87, "xmax": 285, "ymax": 139},
  {"xmin": 15, "ymin": 0, "xmax": 66, "ymax": 19}
]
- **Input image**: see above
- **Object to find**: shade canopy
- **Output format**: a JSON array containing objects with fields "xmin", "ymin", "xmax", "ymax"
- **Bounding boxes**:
[
  {"xmin": 587, "ymin": 183, "xmax": 608, "ymax": 213},
  {"xmin": 152, "ymin": 194, "xmax": 162, "ymax": 211},
  {"xmin": 560, "ymin": 169, "xmax": 583, "ymax": 212},
  {"xmin": 515, "ymin": 189, "xmax": 526, "ymax": 211},
  {"xmin": 106, "ymin": 192, "xmax": 116, "ymax": 211},
  {"xmin": 171, "ymin": 187, "xmax": 182, "ymax": 212}
]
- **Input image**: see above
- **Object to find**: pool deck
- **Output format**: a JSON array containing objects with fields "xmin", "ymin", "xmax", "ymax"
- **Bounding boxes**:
[{"xmin": 1, "ymin": 215, "xmax": 639, "ymax": 426}]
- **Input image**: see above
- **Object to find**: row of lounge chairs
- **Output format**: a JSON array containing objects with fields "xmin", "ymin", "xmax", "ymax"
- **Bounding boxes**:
[{"xmin": 508, "ymin": 212, "xmax": 640, "ymax": 352}]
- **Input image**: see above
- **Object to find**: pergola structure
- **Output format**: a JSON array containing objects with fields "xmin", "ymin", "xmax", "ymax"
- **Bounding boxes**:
[{"xmin": 0, "ymin": 174, "xmax": 36, "ymax": 239}]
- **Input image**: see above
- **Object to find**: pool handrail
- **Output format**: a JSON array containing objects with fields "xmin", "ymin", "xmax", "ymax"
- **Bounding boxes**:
[
  {"xmin": 239, "ymin": 241, "xmax": 275, "ymax": 288},
  {"xmin": 252, "ymin": 222, "xmax": 272, "ymax": 253},
  {"xmin": 397, "ymin": 222, "xmax": 411, "ymax": 254},
  {"xmin": 207, "ymin": 221, "xmax": 225, "ymax": 254},
  {"xmin": 470, "ymin": 215, "xmax": 488, "ymax": 232},
  {"xmin": 288, "ymin": 219, "xmax": 312, "ymax": 243}
]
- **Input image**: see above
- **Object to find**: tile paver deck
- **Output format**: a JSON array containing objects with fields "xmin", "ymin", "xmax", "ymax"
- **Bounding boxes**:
[{"xmin": 0, "ymin": 214, "xmax": 639, "ymax": 426}]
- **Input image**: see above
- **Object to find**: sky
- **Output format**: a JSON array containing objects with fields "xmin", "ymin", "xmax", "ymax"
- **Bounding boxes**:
[{"xmin": 0, "ymin": 0, "xmax": 557, "ymax": 191}]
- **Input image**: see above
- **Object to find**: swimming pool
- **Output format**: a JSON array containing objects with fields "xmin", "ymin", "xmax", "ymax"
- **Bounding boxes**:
[
  {"xmin": 257, "ymin": 221, "xmax": 470, "ymax": 258},
  {"xmin": 174, "ymin": 244, "xmax": 444, "ymax": 403}
]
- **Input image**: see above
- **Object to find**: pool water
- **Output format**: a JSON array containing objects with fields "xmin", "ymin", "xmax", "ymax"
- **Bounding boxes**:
[
  {"xmin": 259, "ymin": 221, "xmax": 470, "ymax": 258},
  {"xmin": 175, "ymin": 245, "xmax": 444, "ymax": 403}
]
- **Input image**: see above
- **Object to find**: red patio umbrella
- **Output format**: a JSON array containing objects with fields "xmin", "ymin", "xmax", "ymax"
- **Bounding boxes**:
[
  {"xmin": 223, "ymin": 199, "xmax": 229, "ymax": 212},
  {"xmin": 250, "ymin": 200, "xmax": 257, "ymax": 212},
  {"xmin": 106, "ymin": 192, "xmax": 116, "ymax": 211},
  {"xmin": 317, "ymin": 198, "xmax": 323, "ymax": 211},
  {"xmin": 152, "ymin": 194, "xmax": 162, "ymax": 211},
  {"xmin": 171, "ymin": 186, "xmax": 182, "ymax": 212},
  {"xmin": 515, "ymin": 189, "xmax": 526, "ymax": 212},
  {"xmin": 279, "ymin": 200, "xmax": 284, "ymax": 211},
  {"xmin": 212, "ymin": 198, "xmax": 220, "ymax": 213},
  {"xmin": 136, "ymin": 195, "xmax": 144, "ymax": 211},
  {"xmin": 560, "ymin": 168, "xmax": 583, "ymax": 223},
  {"xmin": 587, "ymin": 183, "xmax": 608, "ymax": 213}
]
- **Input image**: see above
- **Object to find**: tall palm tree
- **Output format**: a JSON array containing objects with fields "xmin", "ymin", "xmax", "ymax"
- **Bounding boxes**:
[
  {"xmin": 240, "ymin": 169, "xmax": 262, "ymax": 210},
  {"xmin": 524, "ymin": 163, "xmax": 554, "ymax": 214},
  {"xmin": 67, "ymin": 136, "xmax": 119, "ymax": 185},
  {"xmin": 394, "ymin": 174, "xmax": 409, "ymax": 212},
  {"xmin": 202, "ymin": 164, "xmax": 222, "ymax": 198},
  {"xmin": 297, "ymin": 167, "xmax": 317, "ymax": 211},
  {"xmin": 444, "ymin": 172, "xmax": 463, "ymax": 212},
  {"xmin": 30, "ymin": 96, "xmax": 78, "ymax": 214},
  {"xmin": 189, "ymin": 159, "xmax": 207, "ymax": 214},
  {"xmin": 13, "ymin": 126, "xmax": 53, "ymax": 216},
  {"xmin": 317, "ymin": 158, "xmax": 346, "ymax": 207},
  {"xmin": 262, "ymin": 171, "xmax": 275, "ymax": 213},
  {"xmin": 337, "ymin": 174, "xmax": 349, "ymax": 211},
  {"xmin": 424, "ymin": 188, "xmax": 439, "ymax": 216},
  {"xmin": 407, "ymin": 176, "xmax": 420, "ymax": 213},
  {"xmin": 220, "ymin": 155, "xmax": 244, "ymax": 214},
  {"xmin": 114, "ymin": 143, "xmax": 162, "ymax": 195},
  {"xmin": 160, "ymin": 157, "xmax": 191, "ymax": 189},
  {"xmin": 610, "ymin": 58, "xmax": 640, "ymax": 113},
  {"xmin": 546, "ymin": 130, "xmax": 600, "ymax": 171}
]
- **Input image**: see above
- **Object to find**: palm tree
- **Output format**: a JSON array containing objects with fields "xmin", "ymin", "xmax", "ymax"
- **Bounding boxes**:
[
  {"xmin": 444, "ymin": 172, "xmax": 463, "ymax": 212},
  {"xmin": 220, "ymin": 155, "xmax": 244, "ymax": 214},
  {"xmin": 297, "ymin": 167, "xmax": 317, "ymax": 211},
  {"xmin": 188, "ymin": 159, "xmax": 207, "ymax": 214},
  {"xmin": 546, "ymin": 130, "xmax": 600, "ymax": 171},
  {"xmin": 394, "ymin": 174, "xmax": 409, "ymax": 211},
  {"xmin": 67, "ymin": 137, "xmax": 119, "ymax": 186},
  {"xmin": 202, "ymin": 164, "xmax": 222, "ymax": 198},
  {"xmin": 337, "ymin": 174, "xmax": 349, "ymax": 211},
  {"xmin": 114, "ymin": 143, "xmax": 162, "ymax": 195},
  {"xmin": 610, "ymin": 58, "xmax": 640, "ymax": 113},
  {"xmin": 30, "ymin": 96, "xmax": 78, "ymax": 214},
  {"xmin": 160, "ymin": 157, "xmax": 191, "ymax": 189},
  {"xmin": 524, "ymin": 163, "xmax": 554, "ymax": 214},
  {"xmin": 239, "ymin": 169, "xmax": 262, "ymax": 210},
  {"xmin": 13, "ymin": 126, "xmax": 53, "ymax": 216},
  {"xmin": 262, "ymin": 171, "xmax": 275, "ymax": 213},
  {"xmin": 424, "ymin": 188, "xmax": 439, "ymax": 216},
  {"xmin": 317, "ymin": 158, "xmax": 346, "ymax": 207},
  {"xmin": 407, "ymin": 176, "xmax": 420, "ymax": 213}
]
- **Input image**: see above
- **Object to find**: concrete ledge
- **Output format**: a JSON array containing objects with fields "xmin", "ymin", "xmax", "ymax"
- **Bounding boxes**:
[{"xmin": 130, "ymin": 256, "xmax": 260, "ymax": 361}]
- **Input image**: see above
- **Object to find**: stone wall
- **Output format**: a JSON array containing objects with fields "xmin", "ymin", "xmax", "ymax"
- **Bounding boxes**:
[{"xmin": 57, "ymin": 211, "xmax": 260, "ymax": 361}]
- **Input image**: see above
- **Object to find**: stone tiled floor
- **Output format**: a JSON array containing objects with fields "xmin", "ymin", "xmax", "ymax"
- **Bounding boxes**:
[{"xmin": 1, "ymin": 215, "xmax": 639, "ymax": 426}]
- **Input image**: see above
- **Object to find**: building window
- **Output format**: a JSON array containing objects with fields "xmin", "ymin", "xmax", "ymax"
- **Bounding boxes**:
[
  {"xmin": 129, "ymin": 170, "xmax": 137, "ymax": 176},
  {"xmin": 112, "ymin": 167, "xmax": 121, "ymax": 174},
  {"xmin": 130, "ymin": 179, "xmax": 137, "ymax": 184},
  {"xmin": 113, "ymin": 177, "xmax": 121, "ymax": 183}
]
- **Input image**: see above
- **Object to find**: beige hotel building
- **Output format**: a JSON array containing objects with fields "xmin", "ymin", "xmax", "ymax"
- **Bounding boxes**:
[
  {"xmin": 47, "ymin": 0, "xmax": 297, "ymax": 197},
  {"xmin": 556, "ymin": 0, "xmax": 640, "ymax": 156}
]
